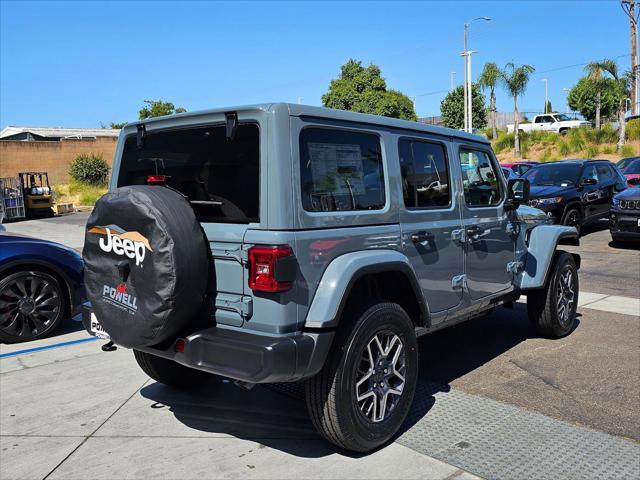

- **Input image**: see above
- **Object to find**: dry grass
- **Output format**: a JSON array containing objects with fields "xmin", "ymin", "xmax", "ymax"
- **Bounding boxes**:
[{"xmin": 53, "ymin": 180, "xmax": 108, "ymax": 207}]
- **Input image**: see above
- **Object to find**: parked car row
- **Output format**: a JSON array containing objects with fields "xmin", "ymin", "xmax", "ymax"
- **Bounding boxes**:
[{"xmin": 500, "ymin": 156, "xmax": 640, "ymax": 243}]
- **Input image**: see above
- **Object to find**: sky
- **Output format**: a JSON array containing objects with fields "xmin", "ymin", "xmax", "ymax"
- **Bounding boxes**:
[{"xmin": 0, "ymin": 0, "xmax": 632, "ymax": 128}]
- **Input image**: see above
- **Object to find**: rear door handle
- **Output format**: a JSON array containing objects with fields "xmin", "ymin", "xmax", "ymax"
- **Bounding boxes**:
[
  {"xmin": 411, "ymin": 231, "xmax": 434, "ymax": 243},
  {"xmin": 466, "ymin": 225, "xmax": 484, "ymax": 236}
]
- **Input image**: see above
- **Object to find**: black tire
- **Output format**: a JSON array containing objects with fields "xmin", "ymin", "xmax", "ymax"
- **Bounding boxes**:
[
  {"xmin": 133, "ymin": 350, "xmax": 212, "ymax": 388},
  {"xmin": 305, "ymin": 302, "xmax": 418, "ymax": 452},
  {"xmin": 0, "ymin": 270, "xmax": 68, "ymax": 343},
  {"xmin": 527, "ymin": 252, "xmax": 579, "ymax": 338},
  {"xmin": 561, "ymin": 207, "xmax": 582, "ymax": 235},
  {"xmin": 559, "ymin": 129, "xmax": 569, "ymax": 136}
]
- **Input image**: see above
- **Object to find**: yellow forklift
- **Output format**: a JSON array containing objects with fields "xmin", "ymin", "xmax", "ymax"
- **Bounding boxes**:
[{"xmin": 19, "ymin": 172, "xmax": 55, "ymax": 218}]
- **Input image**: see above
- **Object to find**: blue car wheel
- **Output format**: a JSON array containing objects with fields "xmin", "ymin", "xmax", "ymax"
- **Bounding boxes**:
[{"xmin": 0, "ymin": 270, "xmax": 67, "ymax": 343}]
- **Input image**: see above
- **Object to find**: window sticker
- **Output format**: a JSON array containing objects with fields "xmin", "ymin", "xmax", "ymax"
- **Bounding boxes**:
[{"xmin": 307, "ymin": 143, "xmax": 365, "ymax": 195}]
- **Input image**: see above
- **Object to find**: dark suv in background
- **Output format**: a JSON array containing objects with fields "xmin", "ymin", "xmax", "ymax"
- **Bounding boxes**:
[{"xmin": 523, "ymin": 159, "xmax": 627, "ymax": 234}]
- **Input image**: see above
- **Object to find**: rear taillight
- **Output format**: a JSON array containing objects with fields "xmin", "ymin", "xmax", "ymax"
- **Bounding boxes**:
[
  {"xmin": 147, "ymin": 175, "xmax": 168, "ymax": 185},
  {"xmin": 248, "ymin": 245, "xmax": 295, "ymax": 293}
]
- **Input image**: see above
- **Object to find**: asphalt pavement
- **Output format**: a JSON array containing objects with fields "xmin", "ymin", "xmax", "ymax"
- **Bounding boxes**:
[{"xmin": 1, "ymin": 212, "xmax": 639, "ymax": 480}]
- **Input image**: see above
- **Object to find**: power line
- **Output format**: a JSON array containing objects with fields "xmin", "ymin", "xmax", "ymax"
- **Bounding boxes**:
[{"xmin": 532, "ymin": 53, "xmax": 631, "ymax": 76}]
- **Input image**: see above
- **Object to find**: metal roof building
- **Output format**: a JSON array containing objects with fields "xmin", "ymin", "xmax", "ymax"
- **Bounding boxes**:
[{"xmin": 0, "ymin": 126, "xmax": 121, "ymax": 142}]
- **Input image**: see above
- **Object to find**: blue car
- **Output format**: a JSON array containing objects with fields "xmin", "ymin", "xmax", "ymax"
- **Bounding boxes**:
[{"xmin": 0, "ymin": 232, "xmax": 84, "ymax": 343}]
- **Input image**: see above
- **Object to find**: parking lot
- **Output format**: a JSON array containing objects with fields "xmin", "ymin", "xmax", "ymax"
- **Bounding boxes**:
[{"xmin": 1, "ymin": 212, "xmax": 639, "ymax": 480}]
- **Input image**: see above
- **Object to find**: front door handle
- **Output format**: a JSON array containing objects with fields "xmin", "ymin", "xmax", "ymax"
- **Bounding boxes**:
[
  {"xmin": 467, "ymin": 225, "xmax": 489, "ymax": 242},
  {"xmin": 411, "ymin": 231, "xmax": 434, "ymax": 243}
]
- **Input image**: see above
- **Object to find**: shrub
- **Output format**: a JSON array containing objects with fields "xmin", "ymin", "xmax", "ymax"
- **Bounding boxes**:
[
  {"xmin": 558, "ymin": 140, "xmax": 570, "ymax": 156},
  {"xmin": 68, "ymin": 153, "xmax": 110, "ymax": 186},
  {"xmin": 567, "ymin": 128, "xmax": 585, "ymax": 153},
  {"xmin": 586, "ymin": 145, "xmax": 599, "ymax": 158},
  {"xmin": 621, "ymin": 145, "xmax": 636, "ymax": 157},
  {"xmin": 602, "ymin": 145, "xmax": 614, "ymax": 154},
  {"xmin": 626, "ymin": 119, "xmax": 640, "ymax": 141},
  {"xmin": 584, "ymin": 124, "xmax": 618, "ymax": 144},
  {"xmin": 494, "ymin": 132, "xmax": 515, "ymax": 153},
  {"xmin": 483, "ymin": 127, "xmax": 501, "ymax": 140}
]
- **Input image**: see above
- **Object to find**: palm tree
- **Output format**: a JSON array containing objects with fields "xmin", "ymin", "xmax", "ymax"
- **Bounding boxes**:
[
  {"xmin": 479, "ymin": 62, "xmax": 501, "ymax": 139},
  {"xmin": 588, "ymin": 59, "xmax": 630, "ymax": 151},
  {"xmin": 500, "ymin": 62, "xmax": 535, "ymax": 158},
  {"xmin": 585, "ymin": 61, "xmax": 612, "ymax": 129}
]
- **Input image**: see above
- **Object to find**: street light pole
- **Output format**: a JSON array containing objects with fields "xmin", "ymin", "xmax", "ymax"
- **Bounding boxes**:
[
  {"xmin": 467, "ymin": 51, "xmax": 477, "ymax": 132},
  {"xmin": 542, "ymin": 78, "xmax": 548, "ymax": 113},
  {"xmin": 463, "ymin": 24, "xmax": 468, "ymax": 132},
  {"xmin": 462, "ymin": 17, "xmax": 491, "ymax": 132}
]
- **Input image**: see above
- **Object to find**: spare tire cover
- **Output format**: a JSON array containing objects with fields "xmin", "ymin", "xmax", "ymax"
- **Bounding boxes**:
[{"xmin": 83, "ymin": 185, "xmax": 208, "ymax": 348}]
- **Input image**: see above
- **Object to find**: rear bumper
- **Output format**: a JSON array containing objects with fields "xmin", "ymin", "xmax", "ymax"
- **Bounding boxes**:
[{"xmin": 81, "ymin": 304, "xmax": 334, "ymax": 384}]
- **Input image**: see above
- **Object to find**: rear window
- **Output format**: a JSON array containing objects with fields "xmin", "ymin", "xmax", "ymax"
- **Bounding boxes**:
[
  {"xmin": 299, "ymin": 128, "xmax": 385, "ymax": 212},
  {"xmin": 118, "ymin": 123, "xmax": 259, "ymax": 223}
]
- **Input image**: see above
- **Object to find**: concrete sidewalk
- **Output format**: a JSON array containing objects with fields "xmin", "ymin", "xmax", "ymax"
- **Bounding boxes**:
[
  {"xmin": 2, "ymin": 325, "xmax": 639, "ymax": 480},
  {"xmin": 0, "ymin": 338, "xmax": 480, "ymax": 480}
]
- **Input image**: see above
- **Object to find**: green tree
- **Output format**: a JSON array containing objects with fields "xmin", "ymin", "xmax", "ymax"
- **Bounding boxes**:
[
  {"xmin": 585, "ymin": 62, "xmax": 609, "ymax": 129},
  {"xmin": 544, "ymin": 100, "xmax": 553, "ymax": 114},
  {"xmin": 500, "ymin": 62, "xmax": 535, "ymax": 157},
  {"xmin": 478, "ymin": 62, "xmax": 501, "ymax": 139},
  {"xmin": 322, "ymin": 59, "xmax": 417, "ymax": 121},
  {"xmin": 567, "ymin": 77, "xmax": 621, "ymax": 122},
  {"xmin": 109, "ymin": 122, "xmax": 126, "ymax": 129},
  {"xmin": 440, "ymin": 84, "xmax": 486, "ymax": 130},
  {"xmin": 138, "ymin": 99, "xmax": 187, "ymax": 120},
  {"xmin": 587, "ymin": 59, "xmax": 631, "ymax": 151}
]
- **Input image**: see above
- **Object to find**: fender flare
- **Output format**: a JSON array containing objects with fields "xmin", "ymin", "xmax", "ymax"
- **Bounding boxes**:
[
  {"xmin": 519, "ymin": 225, "xmax": 580, "ymax": 290},
  {"xmin": 304, "ymin": 250, "xmax": 429, "ymax": 329}
]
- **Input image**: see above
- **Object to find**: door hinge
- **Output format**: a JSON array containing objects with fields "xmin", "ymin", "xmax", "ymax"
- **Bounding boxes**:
[
  {"xmin": 451, "ymin": 229, "xmax": 466, "ymax": 244},
  {"xmin": 214, "ymin": 293, "xmax": 253, "ymax": 318},
  {"xmin": 506, "ymin": 222, "xmax": 520, "ymax": 237},
  {"xmin": 451, "ymin": 274, "xmax": 467, "ymax": 289},
  {"xmin": 506, "ymin": 261, "xmax": 524, "ymax": 274}
]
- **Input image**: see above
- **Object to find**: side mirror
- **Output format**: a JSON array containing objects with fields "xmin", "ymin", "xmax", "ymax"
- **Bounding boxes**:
[
  {"xmin": 581, "ymin": 178, "xmax": 597, "ymax": 186},
  {"xmin": 506, "ymin": 178, "xmax": 530, "ymax": 209}
]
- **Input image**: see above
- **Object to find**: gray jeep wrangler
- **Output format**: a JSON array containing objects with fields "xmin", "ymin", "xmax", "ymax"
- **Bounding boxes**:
[{"xmin": 82, "ymin": 104, "xmax": 580, "ymax": 452}]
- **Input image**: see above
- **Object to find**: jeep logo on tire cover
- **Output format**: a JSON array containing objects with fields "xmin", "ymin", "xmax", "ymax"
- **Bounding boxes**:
[{"xmin": 88, "ymin": 225, "xmax": 152, "ymax": 266}]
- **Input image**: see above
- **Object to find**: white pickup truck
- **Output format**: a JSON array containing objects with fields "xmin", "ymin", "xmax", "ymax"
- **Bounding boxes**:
[{"xmin": 507, "ymin": 113, "xmax": 591, "ymax": 135}]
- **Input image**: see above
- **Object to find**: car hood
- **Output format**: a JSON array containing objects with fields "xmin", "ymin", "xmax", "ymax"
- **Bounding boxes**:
[
  {"xmin": 614, "ymin": 186, "xmax": 640, "ymax": 201},
  {"xmin": 529, "ymin": 185, "xmax": 572, "ymax": 198}
]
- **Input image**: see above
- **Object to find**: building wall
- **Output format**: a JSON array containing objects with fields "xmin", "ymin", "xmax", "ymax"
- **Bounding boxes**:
[{"xmin": 0, "ymin": 137, "xmax": 118, "ymax": 184}]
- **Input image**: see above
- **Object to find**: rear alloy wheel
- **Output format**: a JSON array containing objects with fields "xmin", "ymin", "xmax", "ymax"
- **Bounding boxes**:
[
  {"xmin": 0, "ymin": 270, "xmax": 66, "ymax": 343},
  {"xmin": 306, "ymin": 302, "xmax": 418, "ymax": 452},
  {"xmin": 561, "ymin": 208, "xmax": 582, "ymax": 235}
]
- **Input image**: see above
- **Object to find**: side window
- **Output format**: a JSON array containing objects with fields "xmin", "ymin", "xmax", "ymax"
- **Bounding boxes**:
[
  {"xmin": 535, "ymin": 117, "xmax": 544, "ymax": 123},
  {"xmin": 399, "ymin": 139, "xmax": 450, "ymax": 208},
  {"xmin": 459, "ymin": 149, "xmax": 502, "ymax": 207},
  {"xmin": 596, "ymin": 164, "xmax": 614, "ymax": 182},
  {"xmin": 582, "ymin": 166, "xmax": 599, "ymax": 182},
  {"xmin": 300, "ymin": 128, "xmax": 385, "ymax": 212}
]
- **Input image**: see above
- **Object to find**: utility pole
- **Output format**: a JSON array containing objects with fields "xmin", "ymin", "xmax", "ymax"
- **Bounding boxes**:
[
  {"xmin": 542, "ymin": 78, "xmax": 549, "ymax": 113},
  {"xmin": 450, "ymin": 71, "xmax": 456, "ymax": 92},
  {"xmin": 622, "ymin": 0, "xmax": 639, "ymax": 114}
]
